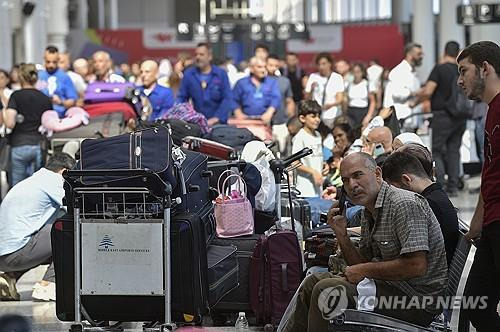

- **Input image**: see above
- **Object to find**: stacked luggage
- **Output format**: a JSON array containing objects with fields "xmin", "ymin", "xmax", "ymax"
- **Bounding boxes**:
[{"xmin": 51, "ymin": 123, "xmax": 315, "ymax": 330}]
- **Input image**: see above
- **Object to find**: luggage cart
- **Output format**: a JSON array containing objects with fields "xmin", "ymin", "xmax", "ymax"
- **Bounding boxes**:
[{"xmin": 64, "ymin": 169, "xmax": 177, "ymax": 332}]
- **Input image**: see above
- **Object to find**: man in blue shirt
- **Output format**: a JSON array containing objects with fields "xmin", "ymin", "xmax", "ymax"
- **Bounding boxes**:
[
  {"xmin": 232, "ymin": 57, "xmax": 281, "ymax": 123},
  {"xmin": 176, "ymin": 43, "xmax": 232, "ymax": 125},
  {"xmin": 37, "ymin": 46, "xmax": 78, "ymax": 117},
  {"xmin": 0, "ymin": 153, "xmax": 75, "ymax": 301},
  {"xmin": 139, "ymin": 60, "xmax": 174, "ymax": 121}
]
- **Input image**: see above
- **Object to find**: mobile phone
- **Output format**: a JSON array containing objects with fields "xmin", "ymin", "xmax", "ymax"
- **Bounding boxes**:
[{"xmin": 337, "ymin": 186, "xmax": 347, "ymax": 216}]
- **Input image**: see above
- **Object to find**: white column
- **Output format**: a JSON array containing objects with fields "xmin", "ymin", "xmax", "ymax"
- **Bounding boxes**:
[
  {"xmin": 363, "ymin": 0, "xmax": 379, "ymax": 20},
  {"xmin": 47, "ymin": 0, "xmax": 69, "ymax": 52},
  {"xmin": 438, "ymin": 0, "xmax": 465, "ymax": 52},
  {"xmin": 23, "ymin": 0, "xmax": 48, "ymax": 63},
  {"xmin": 392, "ymin": 0, "xmax": 411, "ymax": 23},
  {"xmin": 290, "ymin": 0, "xmax": 304, "ymax": 22},
  {"xmin": 97, "ymin": 0, "xmax": 105, "ymax": 29},
  {"xmin": 0, "ymin": 0, "xmax": 14, "ymax": 69},
  {"xmin": 78, "ymin": 0, "xmax": 88, "ymax": 29},
  {"xmin": 109, "ymin": 0, "xmax": 118, "ymax": 29},
  {"xmin": 349, "ymin": 0, "xmax": 363, "ymax": 21},
  {"xmin": 262, "ymin": 0, "xmax": 277, "ymax": 22},
  {"xmin": 412, "ymin": 0, "xmax": 435, "ymax": 82},
  {"xmin": 469, "ymin": 0, "xmax": 500, "ymax": 45}
]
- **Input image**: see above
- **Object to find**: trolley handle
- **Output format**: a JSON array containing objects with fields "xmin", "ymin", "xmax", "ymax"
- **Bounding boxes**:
[{"xmin": 64, "ymin": 169, "xmax": 155, "ymax": 179}]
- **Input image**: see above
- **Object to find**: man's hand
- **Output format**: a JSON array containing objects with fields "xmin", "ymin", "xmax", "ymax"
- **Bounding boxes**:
[
  {"xmin": 345, "ymin": 265, "xmax": 366, "ymax": 284},
  {"xmin": 52, "ymin": 95, "xmax": 62, "ymax": 105},
  {"xmin": 207, "ymin": 117, "xmax": 219, "ymax": 127},
  {"xmin": 261, "ymin": 108, "xmax": 274, "ymax": 124},
  {"xmin": 322, "ymin": 186, "xmax": 337, "ymax": 200},
  {"xmin": 233, "ymin": 108, "xmax": 248, "ymax": 120},
  {"xmin": 312, "ymin": 170, "xmax": 323, "ymax": 186},
  {"xmin": 361, "ymin": 116, "xmax": 370, "ymax": 130},
  {"xmin": 465, "ymin": 220, "xmax": 482, "ymax": 243},
  {"xmin": 327, "ymin": 201, "xmax": 347, "ymax": 237}
]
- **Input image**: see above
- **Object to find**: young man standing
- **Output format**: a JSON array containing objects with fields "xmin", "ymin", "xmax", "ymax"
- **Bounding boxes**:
[{"xmin": 457, "ymin": 41, "xmax": 500, "ymax": 332}]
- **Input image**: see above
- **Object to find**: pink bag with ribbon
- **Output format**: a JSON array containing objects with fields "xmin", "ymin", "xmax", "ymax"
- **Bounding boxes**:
[{"xmin": 215, "ymin": 170, "xmax": 254, "ymax": 238}]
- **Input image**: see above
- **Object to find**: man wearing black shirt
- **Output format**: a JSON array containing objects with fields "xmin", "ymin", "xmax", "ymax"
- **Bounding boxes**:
[
  {"xmin": 382, "ymin": 151, "xmax": 459, "ymax": 265},
  {"xmin": 414, "ymin": 41, "xmax": 466, "ymax": 197},
  {"xmin": 282, "ymin": 52, "xmax": 305, "ymax": 102}
]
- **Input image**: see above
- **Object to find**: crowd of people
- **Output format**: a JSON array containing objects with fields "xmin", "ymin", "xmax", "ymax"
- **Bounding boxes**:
[{"xmin": 0, "ymin": 39, "xmax": 499, "ymax": 331}]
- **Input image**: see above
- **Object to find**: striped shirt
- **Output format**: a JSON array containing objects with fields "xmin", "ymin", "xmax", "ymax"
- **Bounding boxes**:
[{"xmin": 358, "ymin": 181, "xmax": 448, "ymax": 314}]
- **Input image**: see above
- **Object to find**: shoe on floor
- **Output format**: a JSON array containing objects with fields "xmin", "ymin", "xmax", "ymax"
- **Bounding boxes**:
[
  {"xmin": 0, "ymin": 273, "xmax": 20, "ymax": 301},
  {"xmin": 32, "ymin": 281, "xmax": 56, "ymax": 302}
]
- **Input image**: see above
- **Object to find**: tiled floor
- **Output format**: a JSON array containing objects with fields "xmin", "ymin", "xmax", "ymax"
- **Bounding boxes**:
[{"xmin": 0, "ymin": 176, "xmax": 483, "ymax": 331}]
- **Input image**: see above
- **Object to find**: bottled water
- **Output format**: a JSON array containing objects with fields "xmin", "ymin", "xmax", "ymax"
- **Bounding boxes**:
[{"xmin": 234, "ymin": 312, "xmax": 249, "ymax": 329}]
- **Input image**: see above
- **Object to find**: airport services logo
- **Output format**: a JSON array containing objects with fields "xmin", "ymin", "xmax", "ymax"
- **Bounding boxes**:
[
  {"xmin": 99, "ymin": 235, "xmax": 114, "ymax": 249},
  {"xmin": 97, "ymin": 234, "xmax": 150, "ymax": 253}
]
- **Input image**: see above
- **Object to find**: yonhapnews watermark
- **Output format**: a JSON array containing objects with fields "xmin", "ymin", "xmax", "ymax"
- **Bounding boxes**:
[{"xmin": 318, "ymin": 286, "xmax": 488, "ymax": 320}]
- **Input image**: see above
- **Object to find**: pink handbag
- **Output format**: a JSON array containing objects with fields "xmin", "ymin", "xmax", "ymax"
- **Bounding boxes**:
[{"xmin": 215, "ymin": 171, "xmax": 254, "ymax": 238}]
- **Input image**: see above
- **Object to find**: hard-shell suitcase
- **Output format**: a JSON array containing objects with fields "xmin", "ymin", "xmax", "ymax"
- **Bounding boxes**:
[
  {"xmin": 182, "ymin": 136, "xmax": 237, "ymax": 160},
  {"xmin": 210, "ymin": 234, "xmax": 261, "ymax": 313},
  {"xmin": 84, "ymin": 82, "xmax": 140, "ymax": 106},
  {"xmin": 206, "ymin": 244, "xmax": 239, "ymax": 307},
  {"xmin": 51, "ymin": 211, "xmax": 210, "ymax": 324},
  {"xmin": 83, "ymin": 101, "xmax": 137, "ymax": 121},
  {"xmin": 79, "ymin": 125, "xmax": 176, "ymax": 190},
  {"xmin": 281, "ymin": 190, "xmax": 312, "ymax": 229}
]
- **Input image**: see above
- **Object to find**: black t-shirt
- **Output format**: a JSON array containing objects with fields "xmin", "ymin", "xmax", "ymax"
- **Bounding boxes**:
[
  {"xmin": 283, "ymin": 67, "xmax": 305, "ymax": 102},
  {"xmin": 421, "ymin": 182, "xmax": 459, "ymax": 266},
  {"xmin": 7, "ymin": 88, "xmax": 52, "ymax": 147},
  {"xmin": 428, "ymin": 62, "xmax": 458, "ymax": 111}
]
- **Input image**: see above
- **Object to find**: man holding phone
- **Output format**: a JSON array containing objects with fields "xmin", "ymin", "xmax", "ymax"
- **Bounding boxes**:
[{"xmin": 279, "ymin": 152, "xmax": 447, "ymax": 332}]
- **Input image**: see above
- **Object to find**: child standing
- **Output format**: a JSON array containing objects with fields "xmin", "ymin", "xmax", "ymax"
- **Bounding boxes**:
[{"xmin": 292, "ymin": 100, "xmax": 324, "ymax": 198}]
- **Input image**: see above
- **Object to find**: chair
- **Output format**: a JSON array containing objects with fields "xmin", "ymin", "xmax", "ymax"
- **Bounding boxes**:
[{"xmin": 329, "ymin": 221, "xmax": 472, "ymax": 332}]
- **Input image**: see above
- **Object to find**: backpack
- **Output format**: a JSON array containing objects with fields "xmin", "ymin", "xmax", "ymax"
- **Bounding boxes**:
[{"xmin": 445, "ymin": 71, "xmax": 474, "ymax": 119}]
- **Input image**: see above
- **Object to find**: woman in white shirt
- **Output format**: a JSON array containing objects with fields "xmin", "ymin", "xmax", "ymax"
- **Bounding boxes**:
[
  {"xmin": 345, "ymin": 63, "xmax": 376, "ymax": 130},
  {"xmin": 304, "ymin": 53, "xmax": 344, "ymax": 130}
]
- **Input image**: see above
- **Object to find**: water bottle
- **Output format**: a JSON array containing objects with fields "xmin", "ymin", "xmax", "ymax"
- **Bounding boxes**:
[{"xmin": 234, "ymin": 312, "xmax": 249, "ymax": 329}]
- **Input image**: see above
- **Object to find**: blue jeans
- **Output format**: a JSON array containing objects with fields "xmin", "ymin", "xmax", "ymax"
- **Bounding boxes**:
[
  {"xmin": 304, "ymin": 197, "xmax": 334, "ymax": 228},
  {"xmin": 10, "ymin": 145, "xmax": 42, "ymax": 186}
]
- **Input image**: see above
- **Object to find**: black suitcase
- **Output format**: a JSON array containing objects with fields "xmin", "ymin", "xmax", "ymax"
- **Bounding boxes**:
[
  {"xmin": 79, "ymin": 125, "xmax": 176, "ymax": 189},
  {"xmin": 207, "ymin": 244, "xmax": 239, "ymax": 307},
  {"xmin": 210, "ymin": 234, "xmax": 260, "ymax": 313},
  {"xmin": 51, "ymin": 212, "xmax": 209, "ymax": 324},
  {"xmin": 281, "ymin": 190, "xmax": 312, "ymax": 230},
  {"xmin": 173, "ymin": 149, "xmax": 212, "ymax": 214}
]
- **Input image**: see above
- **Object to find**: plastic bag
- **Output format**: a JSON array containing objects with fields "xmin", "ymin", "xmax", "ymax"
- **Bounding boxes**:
[{"xmin": 252, "ymin": 158, "xmax": 276, "ymax": 212}]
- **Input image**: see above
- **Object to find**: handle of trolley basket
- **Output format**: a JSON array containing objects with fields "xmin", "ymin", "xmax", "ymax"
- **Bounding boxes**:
[{"xmin": 269, "ymin": 147, "xmax": 313, "ymax": 184}]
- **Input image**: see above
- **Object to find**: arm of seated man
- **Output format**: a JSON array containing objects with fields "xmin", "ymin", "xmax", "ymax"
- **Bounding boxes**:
[{"xmin": 344, "ymin": 251, "xmax": 428, "ymax": 284}]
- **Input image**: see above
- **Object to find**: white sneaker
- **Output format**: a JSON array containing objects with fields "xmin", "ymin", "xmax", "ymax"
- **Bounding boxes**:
[
  {"xmin": 32, "ymin": 281, "xmax": 56, "ymax": 301},
  {"xmin": 0, "ymin": 273, "xmax": 20, "ymax": 301}
]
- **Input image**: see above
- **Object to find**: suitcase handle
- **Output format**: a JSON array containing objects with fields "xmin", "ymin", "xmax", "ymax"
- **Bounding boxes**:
[{"xmin": 281, "ymin": 263, "xmax": 288, "ymax": 292}]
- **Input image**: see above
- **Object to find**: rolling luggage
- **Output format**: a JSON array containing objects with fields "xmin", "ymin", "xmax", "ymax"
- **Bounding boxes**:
[
  {"xmin": 206, "ymin": 244, "xmax": 239, "ymax": 307},
  {"xmin": 83, "ymin": 101, "xmax": 137, "ymax": 121},
  {"xmin": 227, "ymin": 118, "xmax": 273, "ymax": 142},
  {"xmin": 182, "ymin": 136, "xmax": 237, "ymax": 160},
  {"xmin": 210, "ymin": 235, "xmax": 261, "ymax": 313},
  {"xmin": 51, "ymin": 211, "xmax": 210, "ymax": 324},
  {"xmin": 164, "ymin": 119, "xmax": 202, "ymax": 146},
  {"xmin": 84, "ymin": 82, "xmax": 141, "ymax": 108},
  {"xmin": 281, "ymin": 189, "xmax": 312, "ymax": 230},
  {"xmin": 79, "ymin": 125, "xmax": 176, "ymax": 190}
]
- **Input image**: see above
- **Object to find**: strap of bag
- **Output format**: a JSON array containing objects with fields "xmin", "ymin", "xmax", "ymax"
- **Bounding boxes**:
[
  {"xmin": 216, "ymin": 169, "xmax": 240, "ymax": 195},
  {"xmin": 285, "ymin": 172, "xmax": 296, "ymax": 233},
  {"xmin": 220, "ymin": 174, "xmax": 247, "ymax": 203},
  {"xmin": 321, "ymin": 73, "xmax": 333, "ymax": 107}
]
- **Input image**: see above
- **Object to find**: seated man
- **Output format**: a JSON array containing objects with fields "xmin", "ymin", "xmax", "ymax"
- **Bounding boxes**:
[
  {"xmin": 0, "ymin": 153, "xmax": 75, "ymax": 301},
  {"xmin": 382, "ymin": 151, "xmax": 459, "ymax": 266},
  {"xmin": 91, "ymin": 51, "xmax": 125, "ymax": 83},
  {"xmin": 363, "ymin": 126, "xmax": 393, "ymax": 157},
  {"xmin": 232, "ymin": 56, "xmax": 281, "ymax": 123},
  {"xmin": 280, "ymin": 152, "xmax": 447, "ymax": 331},
  {"xmin": 139, "ymin": 60, "xmax": 174, "ymax": 121}
]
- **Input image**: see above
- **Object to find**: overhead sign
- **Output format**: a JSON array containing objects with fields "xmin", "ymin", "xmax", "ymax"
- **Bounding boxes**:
[
  {"xmin": 457, "ymin": 4, "xmax": 500, "ymax": 25},
  {"xmin": 176, "ymin": 22, "xmax": 309, "ymax": 43}
]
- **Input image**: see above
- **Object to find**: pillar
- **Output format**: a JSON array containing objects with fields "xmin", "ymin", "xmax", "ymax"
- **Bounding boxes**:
[
  {"xmin": 412, "ymin": 0, "xmax": 435, "ymax": 82},
  {"xmin": 47, "ymin": 0, "xmax": 69, "ymax": 52},
  {"xmin": 438, "ymin": 0, "xmax": 465, "ymax": 53}
]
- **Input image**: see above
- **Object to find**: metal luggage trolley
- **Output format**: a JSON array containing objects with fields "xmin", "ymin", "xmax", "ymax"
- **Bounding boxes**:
[{"xmin": 65, "ymin": 169, "xmax": 177, "ymax": 332}]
